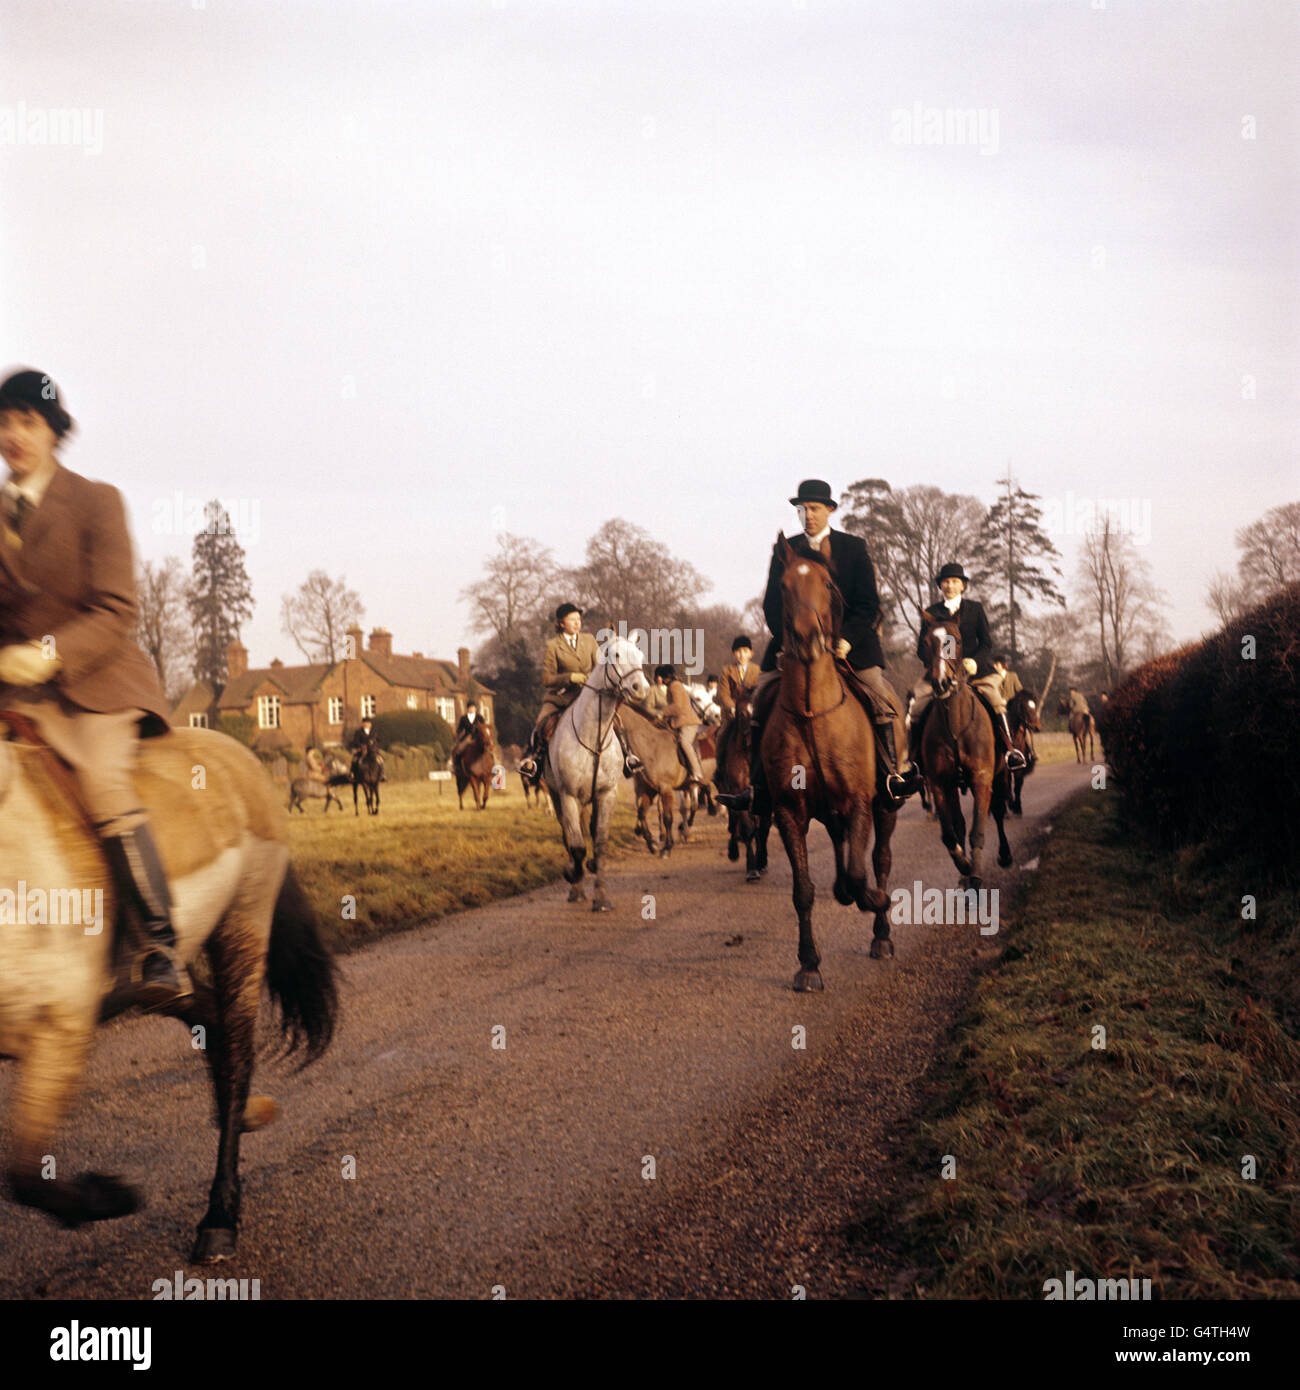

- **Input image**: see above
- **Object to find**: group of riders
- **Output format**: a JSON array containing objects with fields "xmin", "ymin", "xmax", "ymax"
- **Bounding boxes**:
[
  {"xmin": 517, "ymin": 477, "xmax": 1030, "ymax": 812},
  {"xmin": 0, "ymin": 360, "xmax": 1034, "ymax": 1016}
]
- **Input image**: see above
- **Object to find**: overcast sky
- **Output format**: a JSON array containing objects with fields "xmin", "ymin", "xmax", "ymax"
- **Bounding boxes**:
[{"xmin": 3, "ymin": 0, "xmax": 1296, "ymax": 668}]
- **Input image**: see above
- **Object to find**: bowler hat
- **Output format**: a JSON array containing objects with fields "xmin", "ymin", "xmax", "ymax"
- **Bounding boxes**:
[
  {"xmin": 554, "ymin": 603, "xmax": 583, "ymax": 624},
  {"xmin": 0, "ymin": 367, "xmax": 74, "ymax": 437},
  {"xmin": 933, "ymin": 563, "xmax": 969, "ymax": 587},
  {"xmin": 731, "ymin": 635, "xmax": 753, "ymax": 652},
  {"xmin": 788, "ymin": 479, "xmax": 837, "ymax": 509}
]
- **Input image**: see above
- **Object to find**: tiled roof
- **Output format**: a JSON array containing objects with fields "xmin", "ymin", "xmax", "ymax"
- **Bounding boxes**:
[{"xmin": 216, "ymin": 663, "xmax": 333, "ymax": 709}]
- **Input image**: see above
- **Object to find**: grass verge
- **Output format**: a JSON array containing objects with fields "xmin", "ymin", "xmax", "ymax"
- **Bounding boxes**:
[
  {"xmin": 850, "ymin": 787, "xmax": 1300, "ymax": 1299},
  {"xmin": 286, "ymin": 780, "xmax": 646, "ymax": 951}
]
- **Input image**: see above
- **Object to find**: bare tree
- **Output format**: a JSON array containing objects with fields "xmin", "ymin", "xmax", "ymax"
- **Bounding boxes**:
[
  {"xmin": 280, "ymin": 570, "xmax": 364, "ymax": 663},
  {"xmin": 569, "ymin": 518, "xmax": 710, "ymax": 635},
  {"xmin": 460, "ymin": 533, "xmax": 558, "ymax": 658},
  {"xmin": 136, "ymin": 557, "xmax": 194, "ymax": 705},
  {"xmin": 1235, "ymin": 500, "xmax": 1300, "ymax": 603},
  {"xmin": 841, "ymin": 481, "xmax": 985, "ymax": 641},
  {"xmin": 1206, "ymin": 570, "xmax": 1248, "ymax": 627},
  {"xmin": 1077, "ymin": 515, "xmax": 1164, "ymax": 687}
]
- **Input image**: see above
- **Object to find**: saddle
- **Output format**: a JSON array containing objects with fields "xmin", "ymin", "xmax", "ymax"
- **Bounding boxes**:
[{"xmin": 0, "ymin": 709, "xmax": 99, "ymax": 835}]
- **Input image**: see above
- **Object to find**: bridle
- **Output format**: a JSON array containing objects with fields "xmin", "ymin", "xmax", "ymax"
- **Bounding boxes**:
[
  {"xmin": 780, "ymin": 571, "xmax": 847, "ymax": 721},
  {"xmin": 567, "ymin": 647, "xmax": 642, "ymax": 759}
]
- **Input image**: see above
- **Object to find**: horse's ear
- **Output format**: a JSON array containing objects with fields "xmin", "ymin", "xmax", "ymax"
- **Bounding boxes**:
[
  {"xmin": 920, "ymin": 610, "xmax": 936, "ymax": 629},
  {"xmin": 776, "ymin": 531, "xmax": 793, "ymax": 562}
]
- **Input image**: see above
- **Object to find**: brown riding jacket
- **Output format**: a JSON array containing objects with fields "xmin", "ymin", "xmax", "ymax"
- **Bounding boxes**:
[
  {"xmin": 540, "ymin": 631, "xmax": 599, "ymax": 702},
  {"xmin": 718, "ymin": 660, "xmax": 759, "ymax": 716},
  {"xmin": 0, "ymin": 462, "xmax": 170, "ymax": 722},
  {"xmin": 661, "ymin": 679, "xmax": 700, "ymax": 732}
]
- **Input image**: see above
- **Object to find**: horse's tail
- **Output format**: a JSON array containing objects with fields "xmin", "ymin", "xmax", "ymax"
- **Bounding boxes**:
[{"xmin": 265, "ymin": 864, "xmax": 339, "ymax": 1068}]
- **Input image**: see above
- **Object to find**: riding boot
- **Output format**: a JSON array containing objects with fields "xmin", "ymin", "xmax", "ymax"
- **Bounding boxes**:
[
  {"xmin": 517, "ymin": 728, "xmax": 542, "ymax": 780},
  {"xmin": 101, "ymin": 823, "xmax": 193, "ymax": 1015},
  {"xmin": 997, "ymin": 711, "xmax": 1027, "ymax": 770},
  {"xmin": 613, "ymin": 720, "xmax": 644, "ymax": 778},
  {"xmin": 876, "ymin": 723, "xmax": 919, "ymax": 800}
]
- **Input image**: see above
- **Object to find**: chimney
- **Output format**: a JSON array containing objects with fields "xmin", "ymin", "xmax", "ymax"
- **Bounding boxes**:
[
  {"xmin": 369, "ymin": 628, "xmax": 393, "ymax": 659},
  {"xmin": 227, "ymin": 640, "xmax": 248, "ymax": 680},
  {"xmin": 345, "ymin": 623, "xmax": 364, "ymax": 660},
  {"xmin": 270, "ymin": 658, "xmax": 284, "ymax": 670},
  {"xmin": 457, "ymin": 646, "xmax": 471, "ymax": 688},
  {"xmin": 412, "ymin": 651, "xmax": 423, "ymax": 660}
]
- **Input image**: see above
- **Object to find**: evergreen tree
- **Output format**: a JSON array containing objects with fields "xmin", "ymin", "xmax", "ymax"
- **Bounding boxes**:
[
  {"xmin": 972, "ymin": 469, "xmax": 1065, "ymax": 659},
  {"xmin": 187, "ymin": 500, "xmax": 255, "ymax": 694}
]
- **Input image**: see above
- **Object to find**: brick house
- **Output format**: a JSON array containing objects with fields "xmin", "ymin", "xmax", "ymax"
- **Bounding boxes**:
[{"xmin": 172, "ymin": 626, "xmax": 493, "ymax": 752}]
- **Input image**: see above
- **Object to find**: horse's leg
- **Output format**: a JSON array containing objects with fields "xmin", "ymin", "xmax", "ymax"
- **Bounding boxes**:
[
  {"xmin": 868, "ymin": 798, "xmax": 898, "ymax": 958},
  {"xmin": 829, "ymin": 811, "xmax": 853, "ymax": 905},
  {"xmin": 558, "ymin": 792, "xmax": 587, "ymax": 900},
  {"xmin": 727, "ymin": 806, "xmax": 740, "ymax": 861},
  {"xmin": 353, "ymin": 779, "xmax": 360, "ymax": 815},
  {"xmin": 590, "ymin": 781, "xmax": 617, "ymax": 913},
  {"xmin": 658, "ymin": 788, "xmax": 674, "ymax": 858},
  {"xmin": 6, "ymin": 1021, "xmax": 140, "ymax": 1227},
  {"xmin": 774, "ymin": 804, "xmax": 821, "ymax": 992},
  {"xmin": 966, "ymin": 779, "xmax": 991, "ymax": 889},
  {"xmin": 993, "ymin": 772, "xmax": 1013, "ymax": 868},
  {"xmin": 756, "ymin": 807, "xmax": 771, "ymax": 873},
  {"xmin": 191, "ymin": 886, "xmax": 273, "ymax": 1263},
  {"xmin": 741, "ymin": 809, "xmax": 761, "ymax": 883},
  {"xmin": 933, "ymin": 777, "xmax": 972, "ymax": 878}
]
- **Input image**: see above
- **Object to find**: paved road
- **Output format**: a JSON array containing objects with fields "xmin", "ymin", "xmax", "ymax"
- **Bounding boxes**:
[{"xmin": 0, "ymin": 762, "xmax": 1089, "ymax": 1299}]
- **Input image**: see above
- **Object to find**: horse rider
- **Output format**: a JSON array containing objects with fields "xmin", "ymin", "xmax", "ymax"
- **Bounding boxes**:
[
  {"xmin": 1066, "ymin": 686, "xmax": 1091, "ymax": 718},
  {"xmin": 656, "ymin": 663, "xmax": 707, "ymax": 790},
  {"xmin": 349, "ymin": 715, "xmax": 385, "ymax": 780},
  {"xmin": 714, "ymin": 634, "xmax": 759, "ymax": 787},
  {"xmin": 908, "ymin": 564, "xmax": 1027, "ymax": 774},
  {"xmin": 993, "ymin": 652, "xmax": 1035, "ymax": 765},
  {"xmin": 518, "ymin": 603, "xmax": 643, "ymax": 782},
  {"xmin": 0, "ymin": 368, "xmax": 189, "ymax": 1012},
  {"xmin": 642, "ymin": 669, "xmax": 669, "ymax": 714},
  {"xmin": 718, "ymin": 479, "xmax": 919, "ymax": 812},
  {"xmin": 718, "ymin": 636, "xmax": 759, "ymax": 723},
  {"xmin": 451, "ymin": 699, "xmax": 486, "ymax": 760}
]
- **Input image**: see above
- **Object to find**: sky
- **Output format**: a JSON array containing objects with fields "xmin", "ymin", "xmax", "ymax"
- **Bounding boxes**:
[{"xmin": 2, "ymin": 0, "xmax": 1296, "ymax": 669}]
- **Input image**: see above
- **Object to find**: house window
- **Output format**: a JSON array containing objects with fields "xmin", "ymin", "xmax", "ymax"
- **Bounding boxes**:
[
  {"xmin": 406, "ymin": 693, "xmax": 418, "ymax": 709},
  {"xmin": 188, "ymin": 712, "xmax": 208, "ymax": 729},
  {"xmin": 257, "ymin": 695, "xmax": 281, "ymax": 729},
  {"xmin": 361, "ymin": 695, "xmax": 376, "ymax": 719},
  {"xmin": 435, "ymin": 697, "xmax": 455, "ymax": 723},
  {"xmin": 328, "ymin": 697, "xmax": 343, "ymax": 725}
]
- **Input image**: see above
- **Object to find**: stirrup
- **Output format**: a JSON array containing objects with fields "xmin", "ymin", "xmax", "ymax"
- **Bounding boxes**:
[
  {"xmin": 131, "ymin": 946, "xmax": 194, "ymax": 1015},
  {"xmin": 1005, "ymin": 748, "xmax": 1027, "ymax": 771},
  {"xmin": 716, "ymin": 787, "xmax": 753, "ymax": 810}
]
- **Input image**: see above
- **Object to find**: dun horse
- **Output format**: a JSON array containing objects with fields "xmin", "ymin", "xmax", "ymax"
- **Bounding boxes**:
[
  {"xmin": 1058, "ymin": 698, "xmax": 1097, "ymax": 763},
  {"xmin": 763, "ymin": 535, "xmax": 898, "ymax": 990},
  {"xmin": 543, "ymin": 636, "xmax": 650, "ymax": 909},
  {"xmin": 453, "ymin": 720, "xmax": 495, "ymax": 811},
  {"xmin": 618, "ymin": 702, "xmax": 695, "ymax": 857},
  {"xmin": 916, "ymin": 614, "xmax": 1013, "ymax": 886},
  {"xmin": 0, "ymin": 719, "xmax": 338, "ymax": 1262}
]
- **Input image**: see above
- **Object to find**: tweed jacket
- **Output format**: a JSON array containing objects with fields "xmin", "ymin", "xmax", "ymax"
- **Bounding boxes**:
[
  {"xmin": 0, "ymin": 461, "xmax": 169, "ymax": 721},
  {"xmin": 540, "ymin": 630, "xmax": 600, "ymax": 701}
]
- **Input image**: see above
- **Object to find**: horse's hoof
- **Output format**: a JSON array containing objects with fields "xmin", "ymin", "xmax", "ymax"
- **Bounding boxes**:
[
  {"xmin": 998, "ymin": 851, "xmax": 1014, "ymax": 868},
  {"xmin": 240, "ymin": 1096, "xmax": 280, "ymax": 1132},
  {"xmin": 966, "ymin": 876, "xmax": 982, "ymax": 892},
  {"xmin": 833, "ymin": 881, "xmax": 854, "ymax": 906},
  {"xmin": 567, "ymin": 886, "xmax": 586, "ymax": 903},
  {"xmin": 869, "ymin": 937, "xmax": 895, "ymax": 960},
  {"xmin": 746, "ymin": 869, "xmax": 761, "ymax": 883},
  {"xmin": 69, "ymin": 1172, "xmax": 141, "ymax": 1225},
  {"xmin": 592, "ymin": 898, "xmax": 613, "ymax": 913},
  {"xmin": 192, "ymin": 1226, "xmax": 237, "ymax": 1263},
  {"xmin": 728, "ymin": 843, "xmax": 739, "ymax": 861},
  {"xmin": 793, "ymin": 969, "xmax": 825, "ymax": 992}
]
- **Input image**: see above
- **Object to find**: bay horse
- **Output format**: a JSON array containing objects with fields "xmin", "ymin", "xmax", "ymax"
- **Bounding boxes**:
[
  {"xmin": 763, "ymin": 534, "xmax": 898, "ymax": 990},
  {"xmin": 715, "ymin": 693, "xmax": 768, "ymax": 882},
  {"xmin": 1005, "ymin": 687, "xmax": 1041, "ymax": 816},
  {"xmin": 453, "ymin": 720, "xmax": 494, "ymax": 811},
  {"xmin": 1058, "ymin": 697, "xmax": 1096, "ymax": 763},
  {"xmin": 916, "ymin": 614, "xmax": 1013, "ymax": 887},
  {"xmin": 351, "ymin": 744, "xmax": 381, "ymax": 815},
  {"xmin": 543, "ymin": 636, "xmax": 650, "ymax": 909},
  {"xmin": 0, "ymin": 719, "xmax": 338, "ymax": 1262}
]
